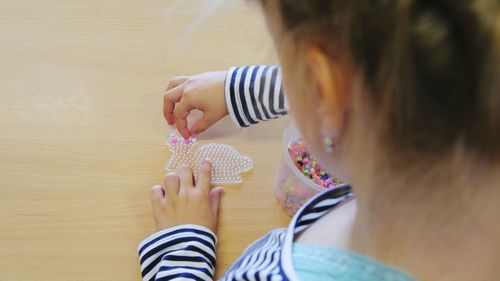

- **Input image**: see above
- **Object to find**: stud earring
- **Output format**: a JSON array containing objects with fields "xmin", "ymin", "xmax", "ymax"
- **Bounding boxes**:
[
  {"xmin": 323, "ymin": 136, "xmax": 335, "ymax": 153},
  {"xmin": 323, "ymin": 129, "xmax": 339, "ymax": 153}
]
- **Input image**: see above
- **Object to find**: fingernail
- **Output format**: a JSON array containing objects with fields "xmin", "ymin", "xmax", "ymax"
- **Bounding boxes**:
[{"xmin": 203, "ymin": 158, "xmax": 212, "ymax": 165}]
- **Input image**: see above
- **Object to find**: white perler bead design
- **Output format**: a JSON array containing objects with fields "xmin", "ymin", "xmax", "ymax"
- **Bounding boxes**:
[{"xmin": 165, "ymin": 133, "xmax": 253, "ymax": 184}]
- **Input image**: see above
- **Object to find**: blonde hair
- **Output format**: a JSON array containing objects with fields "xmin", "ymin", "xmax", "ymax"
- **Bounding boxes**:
[
  {"xmin": 275, "ymin": 0, "xmax": 500, "ymax": 161},
  {"xmin": 271, "ymin": 0, "xmax": 500, "ymax": 260}
]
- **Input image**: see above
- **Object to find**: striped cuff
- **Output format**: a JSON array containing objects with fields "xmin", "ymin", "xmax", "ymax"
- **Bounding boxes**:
[
  {"xmin": 224, "ymin": 65, "xmax": 288, "ymax": 128},
  {"xmin": 138, "ymin": 224, "xmax": 217, "ymax": 281}
]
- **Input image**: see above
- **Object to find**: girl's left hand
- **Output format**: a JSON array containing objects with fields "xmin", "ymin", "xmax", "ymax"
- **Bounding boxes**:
[{"xmin": 150, "ymin": 160, "xmax": 224, "ymax": 233}]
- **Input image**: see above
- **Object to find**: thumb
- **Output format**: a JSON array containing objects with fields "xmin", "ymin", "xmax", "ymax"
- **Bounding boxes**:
[
  {"xmin": 190, "ymin": 114, "xmax": 216, "ymax": 137},
  {"xmin": 209, "ymin": 186, "xmax": 224, "ymax": 217}
]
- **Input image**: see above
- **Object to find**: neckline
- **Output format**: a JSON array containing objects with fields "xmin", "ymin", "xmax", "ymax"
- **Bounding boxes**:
[
  {"xmin": 292, "ymin": 243, "xmax": 417, "ymax": 280},
  {"xmin": 279, "ymin": 185, "xmax": 353, "ymax": 281}
]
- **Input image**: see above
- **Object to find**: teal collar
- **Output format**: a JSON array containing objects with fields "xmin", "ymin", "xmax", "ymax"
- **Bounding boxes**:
[{"xmin": 293, "ymin": 243, "xmax": 418, "ymax": 281}]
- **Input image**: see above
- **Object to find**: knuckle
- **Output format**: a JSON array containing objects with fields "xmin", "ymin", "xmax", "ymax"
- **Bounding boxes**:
[
  {"xmin": 183, "ymin": 87, "xmax": 196, "ymax": 100},
  {"xmin": 191, "ymin": 189, "xmax": 206, "ymax": 198},
  {"xmin": 164, "ymin": 92, "xmax": 177, "ymax": 103},
  {"xmin": 183, "ymin": 79, "xmax": 194, "ymax": 87},
  {"xmin": 197, "ymin": 178, "xmax": 211, "ymax": 191},
  {"xmin": 199, "ymin": 188, "xmax": 210, "ymax": 197},
  {"xmin": 173, "ymin": 107, "xmax": 185, "ymax": 119},
  {"xmin": 167, "ymin": 78, "xmax": 179, "ymax": 88},
  {"xmin": 174, "ymin": 193, "xmax": 187, "ymax": 205},
  {"xmin": 182, "ymin": 93, "xmax": 192, "ymax": 103}
]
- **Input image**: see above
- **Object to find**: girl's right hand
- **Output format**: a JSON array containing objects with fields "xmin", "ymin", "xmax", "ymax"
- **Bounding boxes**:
[{"xmin": 163, "ymin": 71, "xmax": 228, "ymax": 139}]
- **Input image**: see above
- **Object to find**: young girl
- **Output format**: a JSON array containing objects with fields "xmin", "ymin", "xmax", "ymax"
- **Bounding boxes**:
[{"xmin": 139, "ymin": 0, "xmax": 500, "ymax": 280}]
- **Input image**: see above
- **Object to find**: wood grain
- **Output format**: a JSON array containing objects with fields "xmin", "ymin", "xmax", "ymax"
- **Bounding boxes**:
[{"xmin": 0, "ymin": 1, "xmax": 290, "ymax": 280}]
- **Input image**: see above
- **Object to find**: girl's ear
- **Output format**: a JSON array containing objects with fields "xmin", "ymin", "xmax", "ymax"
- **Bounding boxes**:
[{"xmin": 304, "ymin": 45, "xmax": 352, "ymax": 138}]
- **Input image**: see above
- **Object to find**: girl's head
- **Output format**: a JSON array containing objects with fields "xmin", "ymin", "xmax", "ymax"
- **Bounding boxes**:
[{"xmin": 260, "ymin": 0, "xmax": 499, "ymax": 188}]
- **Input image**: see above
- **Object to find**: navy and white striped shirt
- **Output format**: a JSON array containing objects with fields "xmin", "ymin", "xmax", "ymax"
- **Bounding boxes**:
[
  {"xmin": 224, "ymin": 66, "xmax": 288, "ymax": 128},
  {"xmin": 137, "ymin": 66, "xmax": 355, "ymax": 281},
  {"xmin": 138, "ymin": 185, "xmax": 353, "ymax": 281}
]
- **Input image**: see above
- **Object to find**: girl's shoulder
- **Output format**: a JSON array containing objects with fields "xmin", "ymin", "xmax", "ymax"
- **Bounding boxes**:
[{"xmin": 295, "ymin": 198, "xmax": 357, "ymax": 248}]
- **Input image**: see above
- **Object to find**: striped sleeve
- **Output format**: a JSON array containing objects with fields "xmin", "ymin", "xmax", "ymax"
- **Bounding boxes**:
[
  {"xmin": 224, "ymin": 65, "xmax": 289, "ymax": 128},
  {"xmin": 137, "ymin": 224, "xmax": 217, "ymax": 281}
]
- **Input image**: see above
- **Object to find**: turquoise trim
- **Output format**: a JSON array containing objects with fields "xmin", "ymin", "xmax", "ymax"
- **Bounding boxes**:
[{"xmin": 292, "ymin": 243, "xmax": 418, "ymax": 281}]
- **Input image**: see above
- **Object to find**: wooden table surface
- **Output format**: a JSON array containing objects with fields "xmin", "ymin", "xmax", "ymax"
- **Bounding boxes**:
[{"xmin": 0, "ymin": 1, "xmax": 290, "ymax": 280}]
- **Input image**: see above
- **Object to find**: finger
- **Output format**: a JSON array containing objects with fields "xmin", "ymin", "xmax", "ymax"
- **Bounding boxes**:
[
  {"xmin": 210, "ymin": 187, "xmax": 224, "ymax": 217},
  {"xmin": 189, "ymin": 114, "xmax": 213, "ymax": 137},
  {"xmin": 174, "ymin": 99, "xmax": 194, "ymax": 139},
  {"xmin": 163, "ymin": 172, "xmax": 180, "ymax": 198},
  {"xmin": 163, "ymin": 86, "xmax": 185, "ymax": 125},
  {"xmin": 177, "ymin": 165, "xmax": 194, "ymax": 189},
  {"xmin": 150, "ymin": 185, "xmax": 165, "ymax": 204},
  {"xmin": 196, "ymin": 159, "xmax": 213, "ymax": 191},
  {"xmin": 165, "ymin": 76, "xmax": 188, "ymax": 91}
]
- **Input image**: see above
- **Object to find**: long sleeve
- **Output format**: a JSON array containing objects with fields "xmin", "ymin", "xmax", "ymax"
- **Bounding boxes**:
[
  {"xmin": 224, "ymin": 65, "xmax": 288, "ymax": 128},
  {"xmin": 138, "ymin": 224, "xmax": 217, "ymax": 281}
]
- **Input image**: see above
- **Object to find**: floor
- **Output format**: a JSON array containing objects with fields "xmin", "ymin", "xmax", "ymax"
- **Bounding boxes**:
[{"xmin": 0, "ymin": 1, "xmax": 290, "ymax": 280}]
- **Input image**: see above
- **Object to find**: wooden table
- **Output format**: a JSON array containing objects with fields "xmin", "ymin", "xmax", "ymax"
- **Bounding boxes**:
[{"xmin": 0, "ymin": 1, "xmax": 290, "ymax": 280}]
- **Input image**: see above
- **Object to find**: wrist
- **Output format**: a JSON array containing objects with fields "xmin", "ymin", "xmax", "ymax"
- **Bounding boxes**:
[{"xmin": 141, "ymin": 224, "xmax": 218, "ymax": 251}]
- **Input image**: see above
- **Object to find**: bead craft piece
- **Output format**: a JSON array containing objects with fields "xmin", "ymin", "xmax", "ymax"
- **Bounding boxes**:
[{"xmin": 165, "ymin": 133, "xmax": 253, "ymax": 184}]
